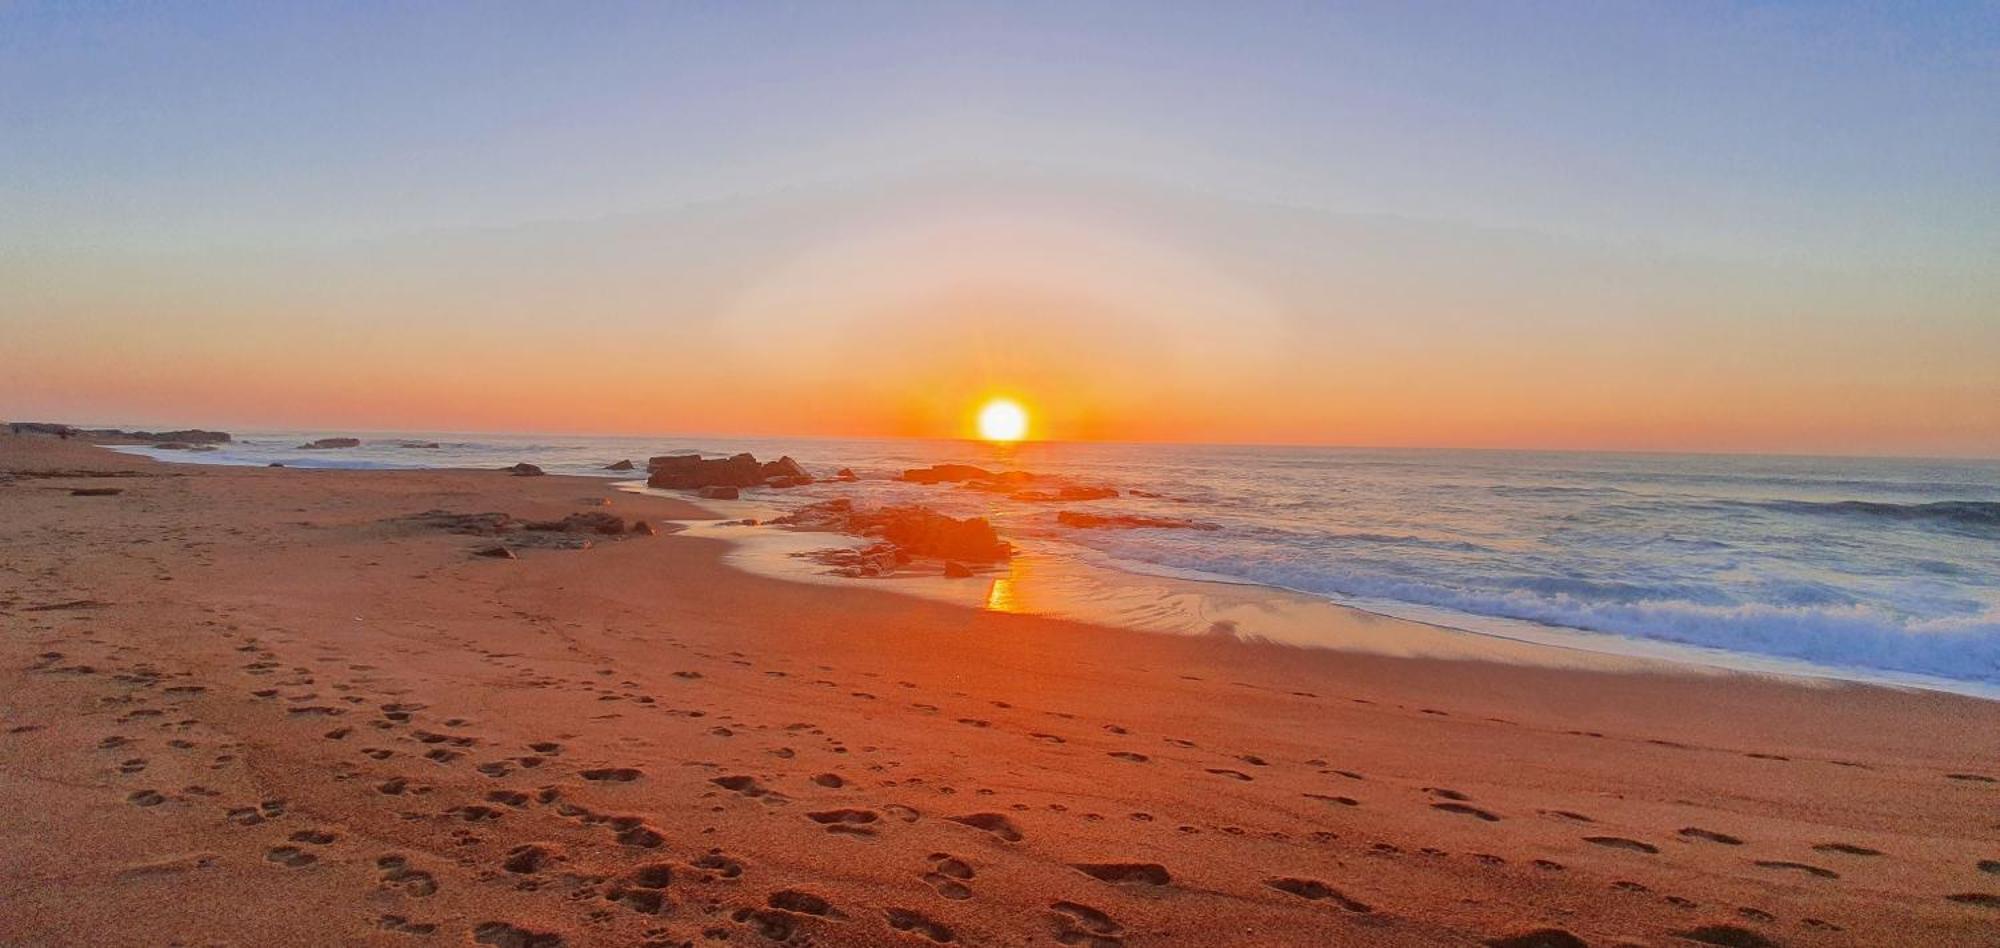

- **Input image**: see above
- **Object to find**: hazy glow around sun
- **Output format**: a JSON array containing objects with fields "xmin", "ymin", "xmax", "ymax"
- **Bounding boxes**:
[{"xmin": 977, "ymin": 398, "xmax": 1028, "ymax": 442}]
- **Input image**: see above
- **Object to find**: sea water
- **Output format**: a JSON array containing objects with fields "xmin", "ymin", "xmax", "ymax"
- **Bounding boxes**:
[{"xmin": 115, "ymin": 432, "xmax": 2000, "ymax": 693}]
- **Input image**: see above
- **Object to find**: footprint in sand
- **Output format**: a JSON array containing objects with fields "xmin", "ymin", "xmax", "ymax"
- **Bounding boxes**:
[
  {"xmin": 692, "ymin": 852, "xmax": 744, "ymax": 879},
  {"xmin": 1108, "ymin": 752, "xmax": 1149, "ymax": 763},
  {"xmin": 1072, "ymin": 862, "xmax": 1171, "ymax": 886},
  {"xmin": 1946, "ymin": 893, "xmax": 2000, "ymax": 909},
  {"xmin": 807, "ymin": 808, "xmax": 880, "ymax": 837},
  {"xmin": 887, "ymin": 908, "xmax": 956, "ymax": 943},
  {"xmin": 1754, "ymin": 860, "xmax": 1839, "ymax": 879},
  {"xmin": 1677, "ymin": 827, "xmax": 1743, "ymax": 845},
  {"xmin": 1583, "ymin": 836, "xmax": 1659, "ymax": 854},
  {"xmin": 1265, "ymin": 877, "xmax": 1372, "ymax": 913},
  {"xmin": 947, "ymin": 812, "xmax": 1023, "ymax": 842},
  {"xmin": 377, "ymin": 854, "xmax": 439, "ymax": 895},
  {"xmin": 502, "ymin": 844, "xmax": 557, "ymax": 874},
  {"xmin": 265, "ymin": 845, "xmax": 316, "ymax": 868},
  {"xmin": 1050, "ymin": 901, "xmax": 1123, "ymax": 946},
  {"xmin": 1812, "ymin": 842, "xmax": 1883, "ymax": 856},
  {"xmin": 126, "ymin": 789, "xmax": 165, "ymax": 807},
  {"xmin": 1304, "ymin": 793, "xmax": 1360, "ymax": 807},
  {"xmin": 1205, "ymin": 768, "xmax": 1252, "ymax": 781},
  {"xmin": 923, "ymin": 853, "xmax": 975, "ymax": 899},
  {"xmin": 579, "ymin": 766, "xmax": 642, "ymax": 782},
  {"xmin": 1432, "ymin": 802, "xmax": 1501, "ymax": 822}
]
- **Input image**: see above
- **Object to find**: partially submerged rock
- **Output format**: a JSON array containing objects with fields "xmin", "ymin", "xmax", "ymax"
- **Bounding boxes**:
[
  {"xmin": 71, "ymin": 487, "xmax": 123, "ymax": 497},
  {"xmin": 604, "ymin": 459, "xmax": 636, "ymax": 471},
  {"xmin": 508, "ymin": 462, "xmax": 545, "ymax": 477},
  {"xmin": 776, "ymin": 500, "xmax": 1011, "ymax": 565},
  {"xmin": 1013, "ymin": 485, "xmax": 1118, "ymax": 502},
  {"xmin": 473, "ymin": 545, "xmax": 517, "ymax": 559},
  {"xmin": 1056, "ymin": 511, "xmax": 1217, "ymax": 531},
  {"xmin": 630, "ymin": 520, "xmax": 657, "ymax": 536},
  {"xmin": 942, "ymin": 560, "xmax": 974, "ymax": 579},
  {"xmin": 697, "ymin": 485, "xmax": 740, "ymax": 500},
  {"xmin": 299, "ymin": 437, "xmax": 360, "ymax": 450}
]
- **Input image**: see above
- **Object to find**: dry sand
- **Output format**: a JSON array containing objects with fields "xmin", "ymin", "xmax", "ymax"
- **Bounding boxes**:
[{"xmin": 2, "ymin": 432, "xmax": 1997, "ymax": 947}]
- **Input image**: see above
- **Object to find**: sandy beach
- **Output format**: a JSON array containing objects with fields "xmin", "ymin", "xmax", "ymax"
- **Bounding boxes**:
[{"xmin": 3, "ymin": 432, "xmax": 1997, "ymax": 947}]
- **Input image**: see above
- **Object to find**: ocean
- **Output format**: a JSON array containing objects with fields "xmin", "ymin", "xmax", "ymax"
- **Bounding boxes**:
[{"xmin": 113, "ymin": 432, "xmax": 2000, "ymax": 695}]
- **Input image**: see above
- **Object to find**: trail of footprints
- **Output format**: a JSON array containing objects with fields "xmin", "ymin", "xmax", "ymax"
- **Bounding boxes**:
[{"xmin": 11, "ymin": 565, "xmax": 1998, "ymax": 948}]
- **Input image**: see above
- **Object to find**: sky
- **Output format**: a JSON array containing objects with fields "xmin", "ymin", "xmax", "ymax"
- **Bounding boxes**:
[{"xmin": 3, "ymin": 1, "xmax": 1997, "ymax": 455}]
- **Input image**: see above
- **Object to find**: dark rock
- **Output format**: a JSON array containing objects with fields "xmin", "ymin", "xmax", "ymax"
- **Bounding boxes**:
[
  {"xmin": 631, "ymin": 520, "xmax": 657, "ymax": 536},
  {"xmin": 298, "ymin": 437, "xmax": 360, "ymax": 450},
  {"xmin": 402, "ymin": 510, "xmax": 518, "ymax": 535},
  {"xmin": 942, "ymin": 561, "xmax": 973, "ymax": 578},
  {"xmin": 508, "ymin": 462, "xmax": 545, "ymax": 477},
  {"xmin": 1057, "ymin": 511, "xmax": 1217, "ymax": 531},
  {"xmin": 395, "ymin": 440, "xmax": 440, "ymax": 449},
  {"xmin": 473, "ymin": 546, "xmax": 517, "ymax": 559},
  {"xmin": 71, "ymin": 487, "xmax": 123, "ymax": 497},
  {"xmin": 154, "ymin": 442, "xmax": 192, "ymax": 450},
  {"xmin": 646, "ymin": 452, "xmax": 814, "ymax": 490},
  {"xmin": 697, "ymin": 485, "xmax": 740, "ymax": 500},
  {"xmin": 604, "ymin": 459, "xmax": 636, "ymax": 471},
  {"xmin": 267, "ymin": 462, "xmax": 285, "ymax": 468},
  {"xmin": 834, "ymin": 468, "xmax": 858, "ymax": 481},
  {"xmin": 526, "ymin": 512, "xmax": 625, "ymax": 535}
]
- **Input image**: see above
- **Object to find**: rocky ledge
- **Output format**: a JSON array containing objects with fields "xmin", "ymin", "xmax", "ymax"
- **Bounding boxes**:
[
  {"xmin": 397, "ymin": 507, "xmax": 660, "ymax": 554},
  {"xmin": 774, "ymin": 499, "xmax": 1010, "ymax": 576},
  {"xmin": 899, "ymin": 463, "xmax": 1118, "ymax": 502}
]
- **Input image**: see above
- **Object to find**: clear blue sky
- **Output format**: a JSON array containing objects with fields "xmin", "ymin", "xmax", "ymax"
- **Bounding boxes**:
[{"xmin": 4, "ymin": 2, "xmax": 1997, "ymax": 453}]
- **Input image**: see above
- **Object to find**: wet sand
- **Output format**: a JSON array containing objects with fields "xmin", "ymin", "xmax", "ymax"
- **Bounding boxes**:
[{"xmin": 2, "ymin": 432, "xmax": 1998, "ymax": 947}]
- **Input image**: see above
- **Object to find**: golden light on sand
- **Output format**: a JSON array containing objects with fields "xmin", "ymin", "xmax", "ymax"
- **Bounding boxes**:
[{"xmin": 977, "ymin": 398, "xmax": 1029, "ymax": 442}]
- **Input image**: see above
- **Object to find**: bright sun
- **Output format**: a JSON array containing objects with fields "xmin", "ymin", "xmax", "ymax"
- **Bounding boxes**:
[{"xmin": 977, "ymin": 398, "xmax": 1029, "ymax": 442}]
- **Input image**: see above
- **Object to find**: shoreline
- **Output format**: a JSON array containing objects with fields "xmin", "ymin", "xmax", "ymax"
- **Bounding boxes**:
[
  {"xmin": 116, "ymin": 439, "xmax": 2000, "ymax": 701},
  {"xmin": 7, "ymin": 434, "xmax": 2000, "ymax": 946}
]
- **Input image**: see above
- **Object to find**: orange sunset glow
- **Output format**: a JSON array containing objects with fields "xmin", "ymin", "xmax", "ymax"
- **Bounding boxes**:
[{"xmin": 6, "ymin": 7, "xmax": 2000, "ymax": 948}]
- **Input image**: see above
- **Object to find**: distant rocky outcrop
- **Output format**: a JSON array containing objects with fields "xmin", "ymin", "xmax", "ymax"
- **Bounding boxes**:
[
  {"xmin": 299, "ymin": 437, "xmax": 361, "ymax": 450},
  {"xmin": 647, "ymin": 453, "xmax": 813, "ymax": 490},
  {"xmin": 604, "ymin": 459, "xmax": 636, "ymax": 471},
  {"xmin": 775, "ymin": 499, "xmax": 1011, "ymax": 566},
  {"xmin": 1056, "ymin": 511, "xmax": 1217, "ymax": 531},
  {"xmin": 508, "ymin": 462, "xmax": 545, "ymax": 477},
  {"xmin": 10, "ymin": 422, "xmax": 232, "ymax": 444},
  {"xmin": 834, "ymin": 468, "xmax": 858, "ymax": 482},
  {"xmin": 394, "ymin": 440, "xmax": 441, "ymax": 449}
]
